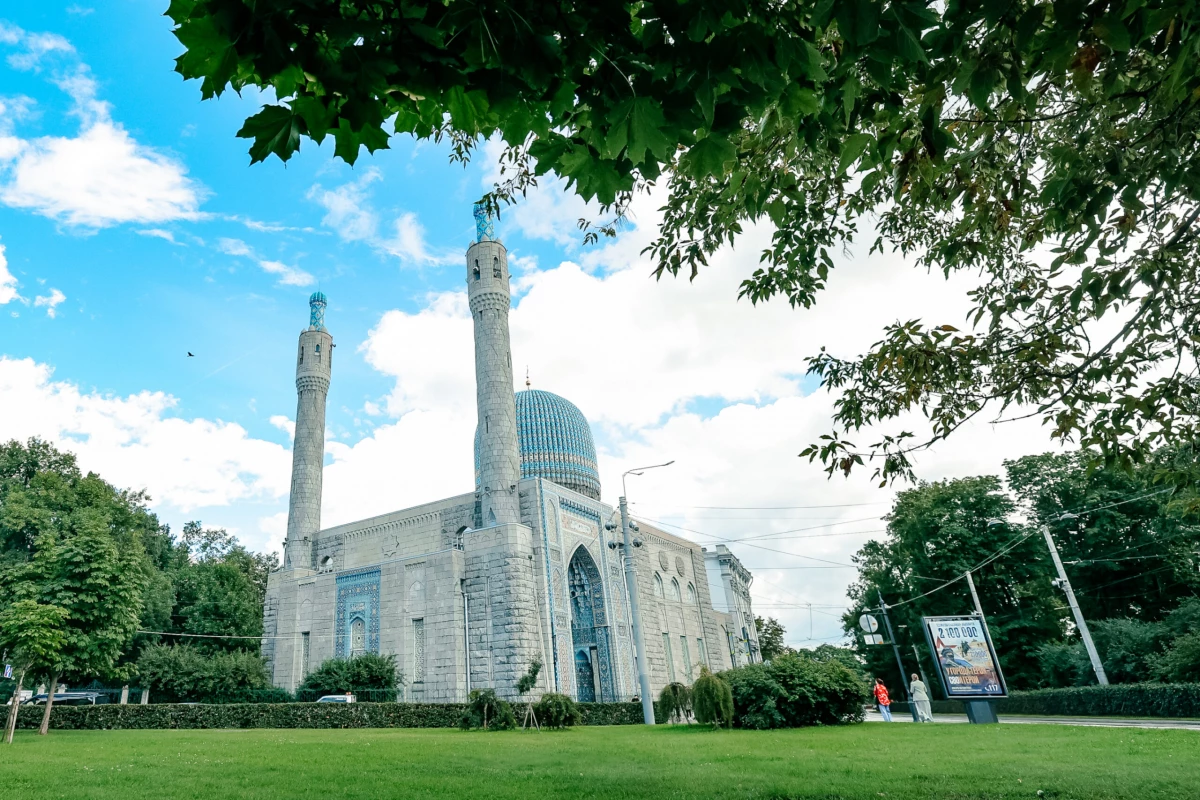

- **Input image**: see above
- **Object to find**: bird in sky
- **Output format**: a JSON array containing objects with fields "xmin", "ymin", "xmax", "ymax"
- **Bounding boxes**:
[{"xmin": 187, "ymin": 352, "xmax": 195, "ymax": 357}]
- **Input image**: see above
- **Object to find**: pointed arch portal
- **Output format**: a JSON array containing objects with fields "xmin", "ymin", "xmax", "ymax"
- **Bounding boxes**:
[{"xmin": 568, "ymin": 546, "xmax": 614, "ymax": 702}]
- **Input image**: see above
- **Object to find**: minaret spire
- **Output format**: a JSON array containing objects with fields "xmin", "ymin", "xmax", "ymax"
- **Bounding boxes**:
[
  {"xmin": 283, "ymin": 292, "xmax": 332, "ymax": 569},
  {"xmin": 468, "ymin": 203, "xmax": 520, "ymax": 526}
]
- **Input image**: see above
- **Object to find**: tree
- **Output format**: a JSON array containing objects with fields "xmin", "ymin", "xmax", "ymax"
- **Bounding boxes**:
[
  {"xmin": 135, "ymin": 643, "xmax": 274, "ymax": 704},
  {"xmin": 0, "ymin": 439, "xmax": 151, "ymax": 735},
  {"xmin": 691, "ymin": 667, "xmax": 734, "ymax": 729},
  {"xmin": 169, "ymin": 3, "xmax": 1200, "ymax": 483},
  {"xmin": 754, "ymin": 616, "xmax": 789, "ymax": 661},
  {"xmin": 298, "ymin": 653, "xmax": 403, "ymax": 699},
  {"xmin": 842, "ymin": 475, "xmax": 1061, "ymax": 690},
  {"xmin": 0, "ymin": 600, "xmax": 67, "ymax": 744}
]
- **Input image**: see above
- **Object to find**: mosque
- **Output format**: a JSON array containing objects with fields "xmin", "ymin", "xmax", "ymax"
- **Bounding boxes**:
[{"xmin": 262, "ymin": 210, "xmax": 760, "ymax": 702}]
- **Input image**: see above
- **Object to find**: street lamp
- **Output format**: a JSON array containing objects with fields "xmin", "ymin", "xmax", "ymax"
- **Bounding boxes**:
[{"xmin": 618, "ymin": 460, "xmax": 674, "ymax": 725}]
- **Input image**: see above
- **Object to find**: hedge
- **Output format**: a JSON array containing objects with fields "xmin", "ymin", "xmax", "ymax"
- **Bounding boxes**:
[
  {"xmin": 14, "ymin": 701, "xmax": 660, "ymax": 730},
  {"xmin": 921, "ymin": 683, "xmax": 1200, "ymax": 718}
]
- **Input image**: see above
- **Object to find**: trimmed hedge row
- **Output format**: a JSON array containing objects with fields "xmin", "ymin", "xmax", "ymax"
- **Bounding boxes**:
[
  {"xmin": 15, "ymin": 701, "xmax": 660, "ymax": 730},
  {"xmin": 923, "ymin": 683, "xmax": 1200, "ymax": 718}
]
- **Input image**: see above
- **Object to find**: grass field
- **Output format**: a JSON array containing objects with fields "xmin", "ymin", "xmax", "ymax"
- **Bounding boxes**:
[{"xmin": 2, "ymin": 723, "xmax": 1197, "ymax": 799}]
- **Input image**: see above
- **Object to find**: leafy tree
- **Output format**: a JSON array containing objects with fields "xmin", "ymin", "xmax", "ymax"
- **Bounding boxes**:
[
  {"xmin": 459, "ymin": 688, "xmax": 516, "ymax": 731},
  {"xmin": 169, "ymin": 3, "xmax": 1200, "ymax": 482},
  {"xmin": 136, "ymin": 643, "xmax": 274, "ymax": 703},
  {"xmin": 0, "ymin": 439, "xmax": 152, "ymax": 735},
  {"xmin": 0, "ymin": 600, "xmax": 67, "ymax": 744},
  {"xmin": 658, "ymin": 682, "xmax": 693, "ymax": 724},
  {"xmin": 298, "ymin": 653, "xmax": 403, "ymax": 698},
  {"xmin": 754, "ymin": 616, "xmax": 790, "ymax": 661},
  {"xmin": 843, "ymin": 475, "xmax": 1060, "ymax": 690},
  {"xmin": 532, "ymin": 692, "xmax": 582, "ymax": 729}
]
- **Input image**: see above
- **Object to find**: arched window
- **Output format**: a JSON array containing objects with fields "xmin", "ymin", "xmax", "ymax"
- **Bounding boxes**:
[
  {"xmin": 473, "ymin": 259, "xmax": 481, "ymax": 281},
  {"xmin": 492, "ymin": 256, "xmax": 501, "ymax": 278},
  {"xmin": 350, "ymin": 618, "xmax": 366, "ymax": 657},
  {"xmin": 686, "ymin": 583, "xmax": 696, "ymax": 604},
  {"xmin": 653, "ymin": 573, "xmax": 664, "ymax": 598},
  {"xmin": 669, "ymin": 578, "xmax": 681, "ymax": 602}
]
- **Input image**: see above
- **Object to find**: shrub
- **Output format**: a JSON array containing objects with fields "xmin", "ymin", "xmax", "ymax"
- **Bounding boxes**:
[
  {"xmin": 719, "ymin": 654, "xmax": 870, "ymax": 729},
  {"xmin": 299, "ymin": 653, "xmax": 403, "ymax": 699},
  {"xmin": 533, "ymin": 693, "xmax": 582, "ymax": 729},
  {"xmin": 137, "ymin": 644, "xmax": 271, "ymax": 704},
  {"xmin": 459, "ymin": 688, "xmax": 516, "ymax": 730},
  {"xmin": 1154, "ymin": 634, "xmax": 1200, "ymax": 683},
  {"xmin": 721, "ymin": 663, "xmax": 787, "ymax": 729},
  {"xmin": 691, "ymin": 668, "xmax": 733, "ymax": 728},
  {"xmin": 576, "ymin": 702, "xmax": 645, "ymax": 726},
  {"xmin": 995, "ymin": 683, "xmax": 1200, "ymax": 717},
  {"xmin": 658, "ymin": 682, "xmax": 692, "ymax": 723}
]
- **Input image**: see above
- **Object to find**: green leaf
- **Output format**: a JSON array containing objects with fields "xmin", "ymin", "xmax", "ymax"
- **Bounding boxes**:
[
  {"xmin": 968, "ymin": 63, "xmax": 998, "ymax": 110},
  {"xmin": 445, "ymin": 86, "xmax": 490, "ymax": 133},
  {"xmin": 685, "ymin": 135, "xmax": 737, "ymax": 179},
  {"xmin": 236, "ymin": 105, "xmax": 302, "ymax": 164},
  {"xmin": 627, "ymin": 98, "xmax": 672, "ymax": 165},
  {"xmin": 837, "ymin": 133, "xmax": 872, "ymax": 175},
  {"xmin": 1093, "ymin": 16, "xmax": 1132, "ymax": 52},
  {"xmin": 837, "ymin": 0, "xmax": 882, "ymax": 47}
]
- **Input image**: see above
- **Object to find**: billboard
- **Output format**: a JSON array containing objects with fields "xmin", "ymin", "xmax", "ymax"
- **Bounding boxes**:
[{"xmin": 922, "ymin": 615, "xmax": 1007, "ymax": 698}]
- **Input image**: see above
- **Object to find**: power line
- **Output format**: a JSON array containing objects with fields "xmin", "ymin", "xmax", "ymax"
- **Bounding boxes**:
[{"xmin": 633, "ymin": 502, "xmax": 891, "ymax": 510}]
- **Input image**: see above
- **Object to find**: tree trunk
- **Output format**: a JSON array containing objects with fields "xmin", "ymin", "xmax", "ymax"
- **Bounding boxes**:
[
  {"xmin": 4, "ymin": 668, "xmax": 24, "ymax": 744},
  {"xmin": 37, "ymin": 672, "xmax": 58, "ymax": 736}
]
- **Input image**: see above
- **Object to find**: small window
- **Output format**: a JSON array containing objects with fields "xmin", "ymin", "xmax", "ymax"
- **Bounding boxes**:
[
  {"xmin": 298, "ymin": 347, "xmax": 304, "ymax": 364},
  {"xmin": 686, "ymin": 583, "xmax": 696, "ymax": 604},
  {"xmin": 662, "ymin": 632, "xmax": 676, "ymax": 683},
  {"xmin": 473, "ymin": 259, "xmax": 481, "ymax": 281},
  {"xmin": 492, "ymin": 256, "xmax": 501, "ymax": 278},
  {"xmin": 653, "ymin": 573, "xmax": 664, "ymax": 598},
  {"xmin": 669, "ymin": 578, "xmax": 681, "ymax": 602},
  {"xmin": 350, "ymin": 618, "xmax": 366, "ymax": 658}
]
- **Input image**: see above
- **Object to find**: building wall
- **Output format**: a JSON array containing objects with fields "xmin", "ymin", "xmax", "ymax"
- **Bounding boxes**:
[{"xmin": 265, "ymin": 480, "xmax": 755, "ymax": 701}]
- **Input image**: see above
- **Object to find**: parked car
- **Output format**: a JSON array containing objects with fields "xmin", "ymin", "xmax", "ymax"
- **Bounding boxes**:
[
  {"xmin": 316, "ymin": 694, "xmax": 356, "ymax": 703},
  {"xmin": 26, "ymin": 691, "xmax": 109, "ymax": 706}
]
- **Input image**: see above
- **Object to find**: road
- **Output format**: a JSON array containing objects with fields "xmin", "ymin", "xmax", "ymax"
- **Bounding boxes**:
[{"xmin": 866, "ymin": 710, "xmax": 1200, "ymax": 730}]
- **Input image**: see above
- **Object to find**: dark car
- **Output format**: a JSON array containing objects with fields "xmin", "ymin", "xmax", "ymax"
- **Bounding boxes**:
[{"xmin": 26, "ymin": 691, "xmax": 109, "ymax": 706}]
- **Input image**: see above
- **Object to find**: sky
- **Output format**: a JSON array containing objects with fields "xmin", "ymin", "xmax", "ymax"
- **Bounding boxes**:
[{"xmin": 0, "ymin": 4, "xmax": 1065, "ymax": 649}]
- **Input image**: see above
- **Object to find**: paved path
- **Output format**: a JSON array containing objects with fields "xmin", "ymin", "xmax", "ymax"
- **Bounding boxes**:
[{"xmin": 866, "ymin": 710, "xmax": 1200, "ymax": 730}]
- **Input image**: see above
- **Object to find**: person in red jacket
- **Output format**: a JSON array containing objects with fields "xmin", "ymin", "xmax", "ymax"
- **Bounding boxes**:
[{"xmin": 873, "ymin": 678, "xmax": 893, "ymax": 722}]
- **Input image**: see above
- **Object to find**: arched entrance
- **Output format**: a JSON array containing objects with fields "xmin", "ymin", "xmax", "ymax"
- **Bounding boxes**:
[{"xmin": 568, "ymin": 546, "xmax": 614, "ymax": 702}]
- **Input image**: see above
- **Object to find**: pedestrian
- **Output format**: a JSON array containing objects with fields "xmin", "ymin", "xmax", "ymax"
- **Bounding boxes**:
[
  {"xmin": 910, "ymin": 673, "xmax": 933, "ymax": 723},
  {"xmin": 873, "ymin": 678, "xmax": 893, "ymax": 722}
]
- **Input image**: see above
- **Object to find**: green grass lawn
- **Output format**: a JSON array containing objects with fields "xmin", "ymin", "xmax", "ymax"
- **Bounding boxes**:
[{"xmin": 2, "ymin": 724, "xmax": 1196, "ymax": 799}]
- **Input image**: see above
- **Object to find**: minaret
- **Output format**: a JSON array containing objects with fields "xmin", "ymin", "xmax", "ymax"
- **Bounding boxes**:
[
  {"xmin": 283, "ymin": 292, "xmax": 332, "ymax": 569},
  {"xmin": 468, "ymin": 204, "xmax": 521, "ymax": 526}
]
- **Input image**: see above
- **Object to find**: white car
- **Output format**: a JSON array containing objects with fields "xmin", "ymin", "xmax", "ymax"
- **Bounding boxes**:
[{"xmin": 315, "ymin": 694, "xmax": 356, "ymax": 703}]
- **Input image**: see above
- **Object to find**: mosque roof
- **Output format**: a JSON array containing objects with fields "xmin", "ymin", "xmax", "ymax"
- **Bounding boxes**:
[{"xmin": 475, "ymin": 389, "xmax": 601, "ymax": 500}]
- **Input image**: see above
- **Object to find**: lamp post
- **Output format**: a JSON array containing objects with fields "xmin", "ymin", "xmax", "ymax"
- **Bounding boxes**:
[{"xmin": 615, "ymin": 460, "xmax": 674, "ymax": 725}]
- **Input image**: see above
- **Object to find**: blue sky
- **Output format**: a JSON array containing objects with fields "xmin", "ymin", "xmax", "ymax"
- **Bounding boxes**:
[{"xmin": 0, "ymin": 4, "xmax": 1058, "ymax": 647}]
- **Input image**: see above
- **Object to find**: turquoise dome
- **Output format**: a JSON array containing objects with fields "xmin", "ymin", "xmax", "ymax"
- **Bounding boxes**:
[{"xmin": 475, "ymin": 389, "xmax": 601, "ymax": 500}]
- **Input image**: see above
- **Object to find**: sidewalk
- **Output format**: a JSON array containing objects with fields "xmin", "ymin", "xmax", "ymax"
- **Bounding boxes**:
[{"xmin": 866, "ymin": 710, "xmax": 1200, "ymax": 730}]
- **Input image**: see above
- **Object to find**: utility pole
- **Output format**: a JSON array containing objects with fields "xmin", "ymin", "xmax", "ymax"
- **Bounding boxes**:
[
  {"xmin": 964, "ymin": 571, "xmax": 984, "ymax": 617},
  {"xmin": 619, "ymin": 495, "xmax": 655, "ymax": 725},
  {"xmin": 1041, "ymin": 524, "xmax": 1109, "ymax": 685},
  {"xmin": 876, "ymin": 591, "xmax": 918, "ymax": 722}
]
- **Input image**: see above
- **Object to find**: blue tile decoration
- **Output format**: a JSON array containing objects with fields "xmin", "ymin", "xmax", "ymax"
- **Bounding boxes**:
[
  {"xmin": 335, "ymin": 567, "xmax": 381, "ymax": 658},
  {"xmin": 475, "ymin": 390, "xmax": 601, "ymax": 500},
  {"xmin": 567, "ymin": 544, "xmax": 615, "ymax": 702}
]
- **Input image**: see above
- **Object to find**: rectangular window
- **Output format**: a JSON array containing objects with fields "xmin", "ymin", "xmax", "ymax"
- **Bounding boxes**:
[
  {"xmin": 413, "ymin": 618, "xmax": 426, "ymax": 682},
  {"xmin": 662, "ymin": 632, "xmax": 676, "ymax": 683},
  {"xmin": 301, "ymin": 632, "xmax": 310, "ymax": 677},
  {"xmin": 696, "ymin": 638, "xmax": 708, "ymax": 668},
  {"xmin": 680, "ymin": 636, "xmax": 693, "ymax": 682}
]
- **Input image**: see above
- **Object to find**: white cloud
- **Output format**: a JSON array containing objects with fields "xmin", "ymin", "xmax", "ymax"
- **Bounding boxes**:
[
  {"xmin": 269, "ymin": 415, "xmax": 295, "ymax": 440},
  {"xmin": 257, "ymin": 259, "xmax": 315, "ymax": 287},
  {"xmin": 308, "ymin": 171, "xmax": 456, "ymax": 266},
  {"xmin": 218, "ymin": 238, "xmax": 315, "ymax": 287},
  {"xmin": 66, "ymin": 5, "xmax": 94, "ymax": 16},
  {"xmin": 0, "ymin": 25, "xmax": 203, "ymax": 227},
  {"xmin": 137, "ymin": 228, "xmax": 179, "ymax": 244},
  {"xmin": 0, "ymin": 357, "xmax": 291, "ymax": 513},
  {"xmin": 0, "ymin": 238, "xmax": 22, "ymax": 305},
  {"xmin": 33, "ymin": 288, "xmax": 65, "ymax": 317}
]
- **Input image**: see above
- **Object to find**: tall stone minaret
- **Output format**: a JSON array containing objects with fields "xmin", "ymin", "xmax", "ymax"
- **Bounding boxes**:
[
  {"xmin": 283, "ymin": 292, "xmax": 332, "ymax": 569},
  {"xmin": 468, "ymin": 204, "xmax": 521, "ymax": 526}
]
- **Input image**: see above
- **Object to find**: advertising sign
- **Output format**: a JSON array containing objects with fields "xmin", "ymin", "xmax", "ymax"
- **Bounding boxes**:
[{"xmin": 922, "ymin": 615, "xmax": 1007, "ymax": 698}]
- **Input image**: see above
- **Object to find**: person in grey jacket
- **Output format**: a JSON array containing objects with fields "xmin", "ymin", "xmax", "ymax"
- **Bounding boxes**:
[{"xmin": 910, "ymin": 673, "xmax": 933, "ymax": 722}]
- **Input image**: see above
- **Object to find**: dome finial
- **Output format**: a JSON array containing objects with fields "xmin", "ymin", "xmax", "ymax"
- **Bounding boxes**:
[
  {"xmin": 525, "ymin": 366, "xmax": 531, "ymax": 389},
  {"xmin": 308, "ymin": 291, "xmax": 327, "ymax": 330},
  {"xmin": 473, "ymin": 201, "xmax": 495, "ymax": 242}
]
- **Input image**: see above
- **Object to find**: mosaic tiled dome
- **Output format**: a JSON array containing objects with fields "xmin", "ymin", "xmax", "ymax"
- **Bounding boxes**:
[{"xmin": 475, "ymin": 389, "xmax": 601, "ymax": 500}]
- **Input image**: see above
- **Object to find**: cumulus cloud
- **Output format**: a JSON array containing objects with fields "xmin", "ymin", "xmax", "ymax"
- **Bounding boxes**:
[
  {"xmin": 0, "ymin": 357, "xmax": 292, "ymax": 513},
  {"xmin": 0, "ymin": 238, "xmax": 21, "ymax": 305},
  {"xmin": 0, "ymin": 25, "xmax": 203, "ymax": 227},
  {"xmin": 33, "ymin": 287, "xmax": 65, "ymax": 317}
]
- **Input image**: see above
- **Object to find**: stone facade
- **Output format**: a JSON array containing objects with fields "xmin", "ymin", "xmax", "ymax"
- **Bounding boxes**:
[
  {"xmin": 264, "ymin": 215, "xmax": 755, "ymax": 702},
  {"xmin": 704, "ymin": 544, "xmax": 762, "ymax": 667}
]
